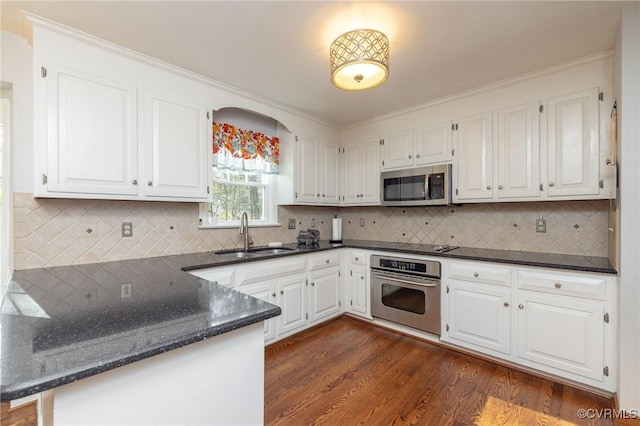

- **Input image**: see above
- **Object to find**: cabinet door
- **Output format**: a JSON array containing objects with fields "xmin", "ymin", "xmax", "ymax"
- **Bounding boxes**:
[
  {"xmin": 547, "ymin": 88, "xmax": 600, "ymax": 197},
  {"xmin": 349, "ymin": 264, "xmax": 368, "ymax": 317},
  {"xmin": 455, "ymin": 112, "xmax": 494, "ymax": 201},
  {"xmin": 277, "ymin": 274, "xmax": 307, "ymax": 335},
  {"xmin": 309, "ymin": 268, "xmax": 340, "ymax": 322},
  {"xmin": 295, "ymin": 137, "xmax": 319, "ymax": 203},
  {"xmin": 497, "ymin": 102, "xmax": 541, "ymax": 199},
  {"xmin": 343, "ymin": 144, "xmax": 363, "ymax": 204},
  {"xmin": 415, "ymin": 122, "xmax": 453, "ymax": 166},
  {"xmin": 381, "ymin": 130, "xmax": 414, "ymax": 170},
  {"xmin": 242, "ymin": 282, "xmax": 277, "ymax": 342},
  {"xmin": 361, "ymin": 140, "xmax": 381, "ymax": 203},
  {"xmin": 517, "ymin": 291, "xmax": 604, "ymax": 381},
  {"xmin": 447, "ymin": 279, "xmax": 511, "ymax": 355},
  {"xmin": 43, "ymin": 64, "xmax": 138, "ymax": 196},
  {"xmin": 321, "ymin": 142, "xmax": 340, "ymax": 204},
  {"xmin": 143, "ymin": 91, "xmax": 209, "ymax": 200}
]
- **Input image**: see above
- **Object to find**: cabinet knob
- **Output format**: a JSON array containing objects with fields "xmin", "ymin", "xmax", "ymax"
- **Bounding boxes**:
[
  {"xmin": 360, "ymin": 276, "xmax": 365, "ymax": 280},
  {"xmin": 280, "ymin": 290, "xmax": 284, "ymax": 295},
  {"xmin": 147, "ymin": 181, "xmax": 153, "ymax": 186},
  {"xmin": 416, "ymin": 154, "xmax": 421, "ymax": 158},
  {"xmin": 498, "ymin": 185, "xmax": 504, "ymax": 190},
  {"xmin": 473, "ymin": 272, "xmax": 479, "ymax": 277},
  {"xmin": 408, "ymin": 155, "xmax": 412, "ymax": 159},
  {"xmin": 504, "ymin": 302, "xmax": 510, "ymax": 307},
  {"xmin": 555, "ymin": 282, "xmax": 562, "ymax": 289},
  {"xmin": 486, "ymin": 185, "xmax": 492, "ymax": 190},
  {"xmin": 325, "ymin": 259, "xmax": 330, "ymax": 264},
  {"xmin": 132, "ymin": 179, "xmax": 138, "ymax": 185},
  {"xmin": 317, "ymin": 193, "xmax": 320, "ymax": 197},
  {"xmin": 322, "ymin": 194, "xmax": 325, "ymax": 197},
  {"xmin": 355, "ymin": 257, "xmax": 359, "ymax": 261},
  {"xmin": 518, "ymin": 304, "xmax": 524, "ymax": 309},
  {"xmin": 311, "ymin": 282, "xmax": 315, "ymax": 286},
  {"xmin": 272, "ymin": 292, "xmax": 276, "ymax": 297},
  {"xmin": 549, "ymin": 182, "xmax": 555, "ymax": 187}
]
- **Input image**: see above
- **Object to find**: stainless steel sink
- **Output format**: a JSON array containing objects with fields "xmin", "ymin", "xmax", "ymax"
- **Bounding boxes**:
[{"xmin": 214, "ymin": 246, "xmax": 297, "ymax": 258}]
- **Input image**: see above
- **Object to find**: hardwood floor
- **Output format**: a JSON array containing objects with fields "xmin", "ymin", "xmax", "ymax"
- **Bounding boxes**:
[{"xmin": 265, "ymin": 316, "xmax": 623, "ymax": 426}]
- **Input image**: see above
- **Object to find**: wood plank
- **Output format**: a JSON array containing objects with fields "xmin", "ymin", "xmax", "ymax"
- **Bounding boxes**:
[
  {"xmin": 265, "ymin": 316, "xmax": 620, "ymax": 425},
  {"xmin": 0, "ymin": 401, "xmax": 38, "ymax": 426}
]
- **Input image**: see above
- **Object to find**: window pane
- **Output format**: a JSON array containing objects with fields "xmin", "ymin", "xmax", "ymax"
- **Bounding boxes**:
[
  {"xmin": 229, "ymin": 171, "xmax": 246, "ymax": 183},
  {"xmin": 213, "ymin": 170, "xmax": 227, "ymax": 180},
  {"xmin": 246, "ymin": 174, "xmax": 260, "ymax": 183},
  {"xmin": 212, "ymin": 182, "xmax": 264, "ymax": 221}
]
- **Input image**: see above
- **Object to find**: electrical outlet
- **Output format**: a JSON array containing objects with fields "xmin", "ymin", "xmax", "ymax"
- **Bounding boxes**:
[
  {"xmin": 360, "ymin": 218, "xmax": 365, "ymax": 227},
  {"xmin": 311, "ymin": 218, "xmax": 316, "ymax": 227},
  {"xmin": 288, "ymin": 219, "xmax": 296, "ymax": 229},
  {"xmin": 536, "ymin": 216, "xmax": 546, "ymax": 233},
  {"xmin": 122, "ymin": 222, "xmax": 133, "ymax": 237},
  {"xmin": 121, "ymin": 283, "xmax": 132, "ymax": 298}
]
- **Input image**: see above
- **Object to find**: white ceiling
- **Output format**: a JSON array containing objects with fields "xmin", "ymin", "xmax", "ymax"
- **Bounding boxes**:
[{"xmin": 0, "ymin": 1, "xmax": 632, "ymax": 128}]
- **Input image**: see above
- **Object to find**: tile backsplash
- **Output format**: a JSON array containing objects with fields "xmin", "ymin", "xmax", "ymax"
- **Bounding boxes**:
[{"xmin": 14, "ymin": 192, "xmax": 608, "ymax": 270}]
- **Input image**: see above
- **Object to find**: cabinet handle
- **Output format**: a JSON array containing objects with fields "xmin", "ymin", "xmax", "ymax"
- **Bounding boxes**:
[
  {"xmin": 416, "ymin": 154, "xmax": 421, "ymax": 158},
  {"xmin": 325, "ymin": 259, "xmax": 330, "ymax": 264},
  {"xmin": 498, "ymin": 185, "xmax": 503, "ymax": 190},
  {"xmin": 132, "ymin": 179, "xmax": 138, "ymax": 185},
  {"xmin": 317, "ymin": 193, "xmax": 320, "ymax": 197},
  {"xmin": 271, "ymin": 292, "xmax": 276, "ymax": 297},
  {"xmin": 486, "ymin": 185, "xmax": 492, "ymax": 190},
  {"xmin": 549, "ymin": 182, "xmax": 555, "ymax": 187},
  {"xmin": 408, "ymin": 155, "xmax": 412, "ymax": 159},
  {"xmin": 555, "ymin": 282, "xmax": 562, "ymax": 289},
  {"xmin": 322, "ymin": 194, "xmax": 325, "ymax": 197},
  {"xmin": 311, "ymin": 282, "xmax": 315, "ymax": 286},
  {"xmin": 473, "ymin": 272, "xmax": 479, "ymax": 277},
  {"xmin": 518, "ymin": 304, "xmax": 524, "ymax": 309},
  {"xmin": 360, "ymin": 276, "xmax": 365, "ymax": 280},
  {"xmin": 147, "ymin": 181, "xmax": 153, "ymax": 186},
  {"xmin": 280, "ymin": 290, "xmax": 284, "ymax": 295},
  {"xmin": 355, "ymin": 257, "xmax": 359, "ymax": 261},
  {"xmin": 504, "ymin": 302, "xmax": 509, "ymax": 307}
]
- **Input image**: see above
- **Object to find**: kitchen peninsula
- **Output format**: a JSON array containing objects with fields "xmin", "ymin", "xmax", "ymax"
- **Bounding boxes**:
[{"xmin": 0, "ymin": 255, "xmax": 280, "ymax": 425}]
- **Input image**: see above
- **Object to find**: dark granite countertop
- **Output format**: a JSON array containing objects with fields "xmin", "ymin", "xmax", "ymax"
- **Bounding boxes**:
[
  {"xmin": 1, "ymin": 256, "xmax": 281, "ymax": 401},
  {"xmin": 179, "ymin": 240, "xmax": 617, "ymax": 275}
]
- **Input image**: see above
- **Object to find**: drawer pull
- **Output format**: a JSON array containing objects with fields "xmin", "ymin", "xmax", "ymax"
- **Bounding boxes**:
[
  {"xmin": 486, "ymin": 185, "xmax": 492, "ymax": 190},
  {"xmin": 311, "ymin": 282, "xmax": 315, "ymax": 286},
  {"xmin": 504, "ymin": 302, "xmax": 509, "ymax": 307},
  {"xmin": 147, "ymin": 180, "xmax": 153, "ymax": 186},
  {"xmin": 360, "ymin": 276, "xmax": 365, "ymax": 280},
  {"xmin": 325, "ymin": 259, "xmax": 330, "ymax": 264},
  {"xmin": 132, "ymin": 179, "xmax": 138, "ymax": 185},
  {"xmin": 518, "ymin": 304, "xmax": 524, "ymax": 309},
  {"xmin": 280, "ymin": 290, "xmax": 284, "ymax": 295},
  {"xmin": 355, "ymin": 257, "xmax": 359, "ymax": 261},
  {"xmin": 473, "ymin": 272, "xmax": 479, "ymax": 278},
  {"xmin": 272, "ymin": 292, "xmax": 276, "ymax": 297},
  {"xmin": 555, "ymin": 282, "xmax": 562, "ymax": 289}
]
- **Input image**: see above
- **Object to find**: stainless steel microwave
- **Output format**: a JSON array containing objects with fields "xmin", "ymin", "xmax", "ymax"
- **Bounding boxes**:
[{"xmin": 380, "ymin": 164, "xmax": 453, "ymax": 206}]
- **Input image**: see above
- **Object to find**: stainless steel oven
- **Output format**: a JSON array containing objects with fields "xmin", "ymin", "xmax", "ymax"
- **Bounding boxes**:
[{"xmin": 371, "ymin": 255, "xmax": 441, "ymax": 335}]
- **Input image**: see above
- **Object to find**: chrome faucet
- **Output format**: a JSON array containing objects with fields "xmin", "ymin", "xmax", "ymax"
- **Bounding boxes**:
[{"xmin": 239, "ymin": 211, "xmax": 250, "ymax": 251}]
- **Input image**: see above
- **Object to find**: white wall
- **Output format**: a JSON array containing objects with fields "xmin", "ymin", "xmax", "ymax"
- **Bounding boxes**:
[{"xmin": 616, "ymin": 3, "xmax": 640, "ymax": 412}]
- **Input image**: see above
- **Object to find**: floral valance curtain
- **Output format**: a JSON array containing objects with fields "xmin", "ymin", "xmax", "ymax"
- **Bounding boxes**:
[{"xmin": 212, "ymin": 122, "xmax": 279, "ymax": 174}]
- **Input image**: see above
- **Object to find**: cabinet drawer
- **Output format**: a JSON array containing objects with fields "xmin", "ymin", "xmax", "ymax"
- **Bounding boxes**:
[
  {"xmin": 188, "ymin": 268, "xmax": 235, "ymax": 287},
  {"xmin": 448, "ymin": 262, "xmax": 511, "ymax": 287},
  {"xmin": 236, "ymin": 257, "xmax": 307, "ymax": 286},
  {"xmin": 308, "ymin": 252, "xmax": 341, "ymax": 271},
  {"xmin": 517, "ymin": 270, "xmax": 606, "ymax": 300},
  {"xmin": 351, "ymin": 251, "xmax": 366, "ymax": 265}
]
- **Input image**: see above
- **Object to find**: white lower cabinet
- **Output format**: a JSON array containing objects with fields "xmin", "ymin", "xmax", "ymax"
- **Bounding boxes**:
[
  {"xmin": 447, "ymin": 279, "xmax": 511, "ymax": 355},
  {"xmin": 517, "ymin": 291, "xmax": 605, "ymax": 381},
  {"xmin": 242, "ymin": 282, "xmax": 277, "ymax": 342},
  {"xmin": 308, "ymin": 267, "xmax": 341, "ymax": 323},
  {"xmin": 277, "ymin": 274, "xmax": 308, "ymax": 335},
  {"xmin": 348, "ymin": 264, "xmax": 369, "ymax": 317},
  {"xmin": 443, "ymin": 259, "xmax": 615, "ymax": 391}
]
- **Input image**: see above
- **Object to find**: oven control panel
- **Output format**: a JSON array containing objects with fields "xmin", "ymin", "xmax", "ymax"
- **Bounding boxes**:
[{"xmin": 371, "ymin": 255, "xmax": 441, "ymax": 278}]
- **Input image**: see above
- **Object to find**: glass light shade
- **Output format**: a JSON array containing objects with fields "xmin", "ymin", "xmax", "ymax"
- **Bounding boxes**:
[{"xmin": 330, "ymin": 29, "xmax": 389, "ymax": 91}]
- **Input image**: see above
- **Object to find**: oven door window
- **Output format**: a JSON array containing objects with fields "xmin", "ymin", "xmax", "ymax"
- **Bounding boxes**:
[{"xmin": 381, "ymin": 283, "xmax": 426, "ymax": 314}]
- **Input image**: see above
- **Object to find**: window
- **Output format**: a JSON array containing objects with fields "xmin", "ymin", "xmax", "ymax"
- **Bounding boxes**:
[{"xmin": 211, "ymin": 169, "xmax": 271, "ymax": 223}]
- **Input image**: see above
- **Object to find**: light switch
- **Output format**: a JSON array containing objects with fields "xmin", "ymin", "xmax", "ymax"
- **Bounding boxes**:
[
  {"xmin": 536, "ymin": 216, "xmax": 546, "ymax": 233},
  {"xmin": 288, "ymin": 219, "xmax": 296, "ymax": 230}
]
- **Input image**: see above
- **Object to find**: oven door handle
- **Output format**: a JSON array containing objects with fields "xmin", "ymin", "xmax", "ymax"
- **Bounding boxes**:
[{"xmin": 373, "ymin": 274, "xmax": 438, "ymax": 287}]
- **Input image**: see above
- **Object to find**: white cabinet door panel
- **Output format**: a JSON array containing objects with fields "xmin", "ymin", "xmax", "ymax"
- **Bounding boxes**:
[
  {"xmin": 322, "ymin": 142, "xmax": 340, "ymax": 203},
  {"xmin": 455, "ymin": 112, "xmax": 493, "ymax": 200},
  {"xmin": 497, "ymin": 102, "xmax": 540, "ymax": 199},
  {"xmin": 343, "ymin": 144, "xmax": 362, "ymax": 204},
  {"xmin": 295, "ymin": 137, "xmax": 319, "ymax": 203},
  {"xmin": 349, "ymin": 265, "xmax": 368, "ymax": 317},
  {"xmin": 517, "ymin": 292, "xmax": 604, "ymax": 380},
  {"xmin": 547, "ymin": 88, "xmax": 600, "ymax": 197},
  {"xmin": 447, "ymin": 279, "xmax": 511, "ymax": 354},
  {"xmin": 415, "ymin": 122, "xmax": 452, "ymax": 166},
  {"xmin": 243, "ymin": 283, "xmax": 277, "ymax": 342},
  {"xmin": 278, "ymin": 274, "xmax": 307, "ymax": 335},
  {"xmin": 362, "ymin": 140, "xmax": 381, "ymax": 203},
  {"xmin": 144, "ymin": 92, "xmax": 209, "ymax": 199},
  {"xmin": 309, "ymin": 268, "xmax": 340, "ymax": 322},
  {"xmin": 381, "ymin": 130, "xmax": 414, "ymax": 170},
  {"xmin": 45, "ymin": 65, "xmax": 137, "ymax": 195}
]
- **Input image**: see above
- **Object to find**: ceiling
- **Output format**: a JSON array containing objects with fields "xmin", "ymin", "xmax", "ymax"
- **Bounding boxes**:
[{"xmin": 0, "ymin": 1, "xmax": 632, "ymax": 128}]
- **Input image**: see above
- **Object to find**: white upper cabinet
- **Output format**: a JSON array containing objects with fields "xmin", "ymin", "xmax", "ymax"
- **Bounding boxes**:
[
  {"xmin": 496, "ymin": 101, "xmax": 541, "ymax": 199},
  {"xmin": 415, "ymin": 122, "xmax": 453, "ymax": 166},
  {"xmin": 454, "ymin": 112, "xmax": 494, "ymax": 201},
  {"xmin": 547, "ymin": 88, "xmax": 600, "ymax": 197},
  {"xmin": 381, "ymin": 125, "xmax": 452, "ymax": 171},
  {"xmin": 343, "ymin": 139, "xmax": 380, "ymax": 205},
  {"xmin": 142, "ymin": 91, "xmax": 209, "ymax": 200},
  {"xmin": 380, "ymin": 130, "xmax": 414, "ymax": 170},
  {"xmin": 294, "ymin": 136, "xmax": 340, "ymax": 205},
  {"xmin": 40, "ymin": 64, "xmax": 138, "ymax": 197}
]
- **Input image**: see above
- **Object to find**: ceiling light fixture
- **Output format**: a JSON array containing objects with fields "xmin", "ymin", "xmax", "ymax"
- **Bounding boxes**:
[{"xmin": 330, "ymin": 29, "xmax": 389, "ymax": 91}]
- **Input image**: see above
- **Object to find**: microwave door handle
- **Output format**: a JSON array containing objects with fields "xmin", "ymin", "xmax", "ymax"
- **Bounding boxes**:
[
  {"xmin": 425, "ymin": 175, "xmax": 430, "ymax": 200},
  {"xmin": 373, "ymin": 274, "xmax": 438, "ymax": 287}
]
